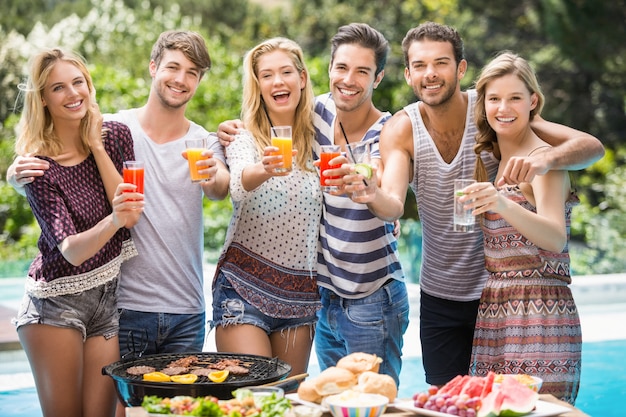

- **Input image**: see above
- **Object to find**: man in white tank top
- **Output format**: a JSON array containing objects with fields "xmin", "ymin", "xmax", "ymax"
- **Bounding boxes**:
[{"xmin": 346, "ymin": 22, "xmax": 604, "ymax": 386}]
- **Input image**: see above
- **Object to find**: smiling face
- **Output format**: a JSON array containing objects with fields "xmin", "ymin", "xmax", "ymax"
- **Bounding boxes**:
[
  {"xmin": 42, "ymin": 61, "xmax": 91, "ymax": 125},
  {"xmin": 329, "ymin": 43, "xmax": 383, "ymax": 114},
  {"xmin": 484, "ymin": 73, "xmax": 537, "ymax": 137},
  {"xmin": 256, "ymin": 49, "xmax": 306, "ymax": 123},
  {"xmin": 150, "ymin": 49, "xmax": 202, "ymax": 109},
  {"xmin": 404, "ymin": 39, "xmax": 466, "ymax": 107}
]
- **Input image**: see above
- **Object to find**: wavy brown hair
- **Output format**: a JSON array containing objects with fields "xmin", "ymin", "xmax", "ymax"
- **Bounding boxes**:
[
  {"xmin": 241, "ymin": 37, "xmax": 315, "ymax": 171},
  {"xmin": 15, "ymin": 48, "xmax": 98, "ymax": 157},
  {"xmin": 473, "ymin": 51, "xmax": 545, "ymax": 182},
  {"xmin": 150, "ymin": 30, "xmax": 211, "ymax": 77}
]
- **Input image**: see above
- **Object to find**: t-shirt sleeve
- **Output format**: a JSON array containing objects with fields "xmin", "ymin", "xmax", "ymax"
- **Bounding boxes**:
[{"xmin": 208, "ymin": 133, "xmax": 226, "ymax": 165}]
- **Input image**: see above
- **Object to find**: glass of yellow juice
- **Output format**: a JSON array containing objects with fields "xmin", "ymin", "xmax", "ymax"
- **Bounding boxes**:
[
  {"xmin": 185, "ymin": 137, "xmax": 210, "ymax": 182},
  {"xmin": 270, "ymin": 125, "xmax": 292, "ymax": 173}
]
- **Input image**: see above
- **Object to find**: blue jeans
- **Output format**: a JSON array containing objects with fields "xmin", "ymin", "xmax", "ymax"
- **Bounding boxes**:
[
  {"xmin": 315, "ymin": 279, "xmax": 410, "ymax": 386},
  {"xmin": 118, "ymin": 309, "xmax": 205, "ymax": 357}
]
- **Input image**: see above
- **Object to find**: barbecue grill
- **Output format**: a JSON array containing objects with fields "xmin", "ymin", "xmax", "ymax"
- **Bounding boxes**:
[{"xmin": 102, "ymin": 352, "xmax": 292, "ymax": 406}]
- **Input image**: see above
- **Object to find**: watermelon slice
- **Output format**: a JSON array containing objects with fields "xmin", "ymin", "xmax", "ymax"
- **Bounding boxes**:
[
  {"xmin": 477, "ymin": 375, "xmax": 539, "ymax": 417},
  {"xmin": 438, "ymin": 375, "xmax": 468, "ymax": 395},
  {"xmin": 498, "ymin": 377, "xmax": 539, "ymax": 417},
  {"xmin": 460, "ymin": 376, "xmax": 486, "ymax": 398},
  {"xmin": 477, "ymin": 389, "xmax": 504, "ymax": 417},
  {"xmin": 480, "ymin": 371, "xmax": 496, "ymax": 399}
]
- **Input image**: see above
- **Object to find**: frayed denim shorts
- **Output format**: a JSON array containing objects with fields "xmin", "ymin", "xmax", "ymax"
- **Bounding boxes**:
[
  {"xmin": 13, "ymin": 277, "xmax": 120, "ymax": 341},
  {"xmin": 210, "ymin": 272, "xmax": 316, "ymax": 335}
]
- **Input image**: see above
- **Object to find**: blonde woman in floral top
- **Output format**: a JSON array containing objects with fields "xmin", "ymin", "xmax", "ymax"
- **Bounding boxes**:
[{"xmin": 211, "ymin": 38, "xmax": 322, "ymax": 376}]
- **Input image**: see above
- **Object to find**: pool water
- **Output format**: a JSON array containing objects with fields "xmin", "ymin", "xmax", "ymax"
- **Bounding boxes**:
[{"xmin": 1, "ymin": 338, "xmax": 624, "ymax": 417}]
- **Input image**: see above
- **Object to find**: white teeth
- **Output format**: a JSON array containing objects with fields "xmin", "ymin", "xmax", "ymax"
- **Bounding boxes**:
[
  {"xmin": 339, "ymin": 88, "xmax": 357, "ymax": 96},
  {"xmin": 66, "ymin": 101, "xmax": 81, "ymax": 108},
  {"xmin": 497, "ymin": 117, "xmax": 515, "ymax": 123},
  {"xmin": 170, "ymin": 86, "xmax": 184, "ymax": 93},
  {"xmin": 425, "ymin": 85, "xmax": 441, "ymax": 90}
]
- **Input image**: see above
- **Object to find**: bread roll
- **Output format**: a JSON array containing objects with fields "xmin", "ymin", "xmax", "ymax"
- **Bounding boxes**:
[
  {"xmin": 297, "ymin": 366, "xmax": 358, "ymax": 403},
  {"xmin": 336, "ymin": 352, "xmax": 383, "ymax": 375},
  {"xmin": 314, "ymin": 366, "xmax": 358, "ymax": 396},
  {"xmin": 355, "ymin": 371, "xmax": 398, "ymax": 402},
  {"xmin": 297, "ymin": 379, "xmax": 322, "ymax": 403}
]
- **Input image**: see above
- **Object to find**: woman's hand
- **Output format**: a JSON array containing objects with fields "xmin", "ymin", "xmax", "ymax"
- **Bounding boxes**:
[
  {"xmin": 111, "ymin": 183, "xmax": 144, "ymax": 229},
  {"xmin": 260, "ymin": 146, "xmax": 297, "ymax": 177},
  {"xmin": 459, "ymin": 182, "xmax": 509, "ymax": 216}
]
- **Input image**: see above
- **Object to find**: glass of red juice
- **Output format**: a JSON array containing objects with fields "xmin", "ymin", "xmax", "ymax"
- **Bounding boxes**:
[
  {"xmin": 320, "ymin": 145, "xmax": 341, "ymax": 192},
  {"xmin": 123, "ymin": 161, "xmax": 144, "ymax": 194}
]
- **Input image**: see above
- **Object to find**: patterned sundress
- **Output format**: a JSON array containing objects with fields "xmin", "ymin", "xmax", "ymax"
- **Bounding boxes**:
[{"xmin": 469, "ymin": 186, "xmax": 582, "ymax": 405}]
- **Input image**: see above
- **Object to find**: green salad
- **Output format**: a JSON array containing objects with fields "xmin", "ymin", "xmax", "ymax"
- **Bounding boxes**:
[{"xmin": 142, "ymin": 388, "xmax": 292, "ymax": 417}]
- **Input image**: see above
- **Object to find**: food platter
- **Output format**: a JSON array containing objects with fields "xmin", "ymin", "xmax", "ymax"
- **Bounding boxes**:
[
  {"xmin": 285, "ymin": 393, "xmax": 330, "ymax": 412},
  {"xmin": 393, "ymin": 399, "xmax": 572, "ymax": 417}
]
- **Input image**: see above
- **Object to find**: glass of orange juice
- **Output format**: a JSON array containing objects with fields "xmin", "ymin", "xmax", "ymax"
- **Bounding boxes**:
[
  {"xmin": 185, "ymin": 138, "xmax": 210, "ymax": 182},
  {"xmin": 270, "ymin": 126, "xmax": 292, "ymax": 173},
  {"xmin": 123, "ymin": 161, "xmax": 144, "ymax": 194}
]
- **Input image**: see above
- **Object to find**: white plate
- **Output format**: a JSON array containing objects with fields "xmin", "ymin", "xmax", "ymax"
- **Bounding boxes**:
[
  {"xmin": 285, "ymin": 393, "xmax": 330, "ymax": 412},
  {"xmin": 393, "ymin": 399, "xmax": 572, "ymax": 417}
]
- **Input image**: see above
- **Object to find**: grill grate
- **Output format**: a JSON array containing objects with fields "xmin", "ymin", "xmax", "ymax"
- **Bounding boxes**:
[{"xmin": 105, "ymin": 352, "xmax": 289, "ymax": 387}]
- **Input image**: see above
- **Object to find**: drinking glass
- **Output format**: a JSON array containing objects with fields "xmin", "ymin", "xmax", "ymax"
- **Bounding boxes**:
[
  {"xmin": 123, "ymin": 161, "xmax": 144, "ymax": 194},
  {"xmin": 320, "ymin": 144, "xmax": 342, "ymax": 192},
  {"xmin": 454, "ymin": 179, "xmax": 476, "ymax": 232},
  {"xmin": 347, "ymin": 140, "xmax": 376, "ymax": 198},
  {"xmin": 270, "ymin": 126, "xmax": 292, "ymax": 173},
  {"xmin": 185, "ymin": 137, "xmax": 210, "ymax": 182}
]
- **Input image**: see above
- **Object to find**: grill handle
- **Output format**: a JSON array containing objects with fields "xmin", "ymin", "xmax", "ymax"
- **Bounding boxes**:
[{"xmin": 259, "ymin": 373, "xmax": 308, "ymax": 392}]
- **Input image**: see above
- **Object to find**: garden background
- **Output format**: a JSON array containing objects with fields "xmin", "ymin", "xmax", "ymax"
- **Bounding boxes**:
[{"xmin": 1, "ymin": 0, "xmax": 625, "ymax": 280}]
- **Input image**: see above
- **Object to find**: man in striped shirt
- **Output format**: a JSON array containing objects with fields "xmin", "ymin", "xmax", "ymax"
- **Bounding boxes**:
[{"xmin": 313, "ymin": 23, "xmax": 409, "ymax": 387}]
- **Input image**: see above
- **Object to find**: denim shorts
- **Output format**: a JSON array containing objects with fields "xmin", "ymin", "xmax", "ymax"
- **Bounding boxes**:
[
  {"xmin": 315, "ymin": 278, "xmax": 410, "ymax": 386},
  {"xmin": 13, "ymin": 277, "xmax": 120, "ymax": 341},
  {"xmin": 118, "ymin": 309, "xmax": 206, "ymax": 357},
  {"xmin": 210, "ymin": 272, "xmax": 317, "ymax": 335}
]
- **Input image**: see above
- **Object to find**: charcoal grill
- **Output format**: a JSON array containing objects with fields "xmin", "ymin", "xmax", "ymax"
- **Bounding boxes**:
[{"xmin": 102, "ymin": 352, "xmax": 292, "ymax": 406}]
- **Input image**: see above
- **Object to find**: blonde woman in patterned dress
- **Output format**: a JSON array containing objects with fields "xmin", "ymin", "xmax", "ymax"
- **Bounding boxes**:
[
  {"xmin": 210, "ymin": 38, "xmax": 322, "ymax": 376},
  {"xmin": 461, "ymin": 51, "xmax": 582, "ymax": 404}
]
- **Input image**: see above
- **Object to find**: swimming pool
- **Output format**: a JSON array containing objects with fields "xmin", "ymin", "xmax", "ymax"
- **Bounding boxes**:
[{"xmin": 1, "ymin": 338, "xmax": 624, "ymax": 417}]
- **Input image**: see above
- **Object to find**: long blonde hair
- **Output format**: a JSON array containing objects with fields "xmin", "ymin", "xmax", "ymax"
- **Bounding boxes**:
[
  {"xmin": 15, "ymin": 48, "xmax": 98, "ymax": 157},
  {"xmin": 241, "ymin": 37, "xmax": 315, "ymax": 171},
  {"xmin": 473, "ymin": 51, "xmax": 545, "ymax": 182}
]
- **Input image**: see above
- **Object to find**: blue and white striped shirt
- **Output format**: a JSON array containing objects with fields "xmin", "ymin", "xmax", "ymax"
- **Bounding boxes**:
[{"xmin": 314, "ymin": 93, "xmax": 405, "ymax": 298}]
